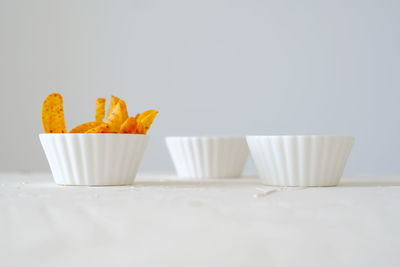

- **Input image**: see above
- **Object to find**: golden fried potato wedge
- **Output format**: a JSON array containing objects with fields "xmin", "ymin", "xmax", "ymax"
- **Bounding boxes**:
[
  {"xmin": 69, "ymin": 121, "xmax": 103, "ymax": 133},
  {"xmin": 106, "ymin": 95, "xmax": 120, "ymax": 121},
  {"xmin": 120, "ymin": 117, "xmax": 137, "ymax": 134},
  {"xmin": 96, "ymin": 98, "xmax": 106, "ymax": 122},
  {"xmin": 42, "ymin": 93, "xmax": 67, "ymax": 133}
]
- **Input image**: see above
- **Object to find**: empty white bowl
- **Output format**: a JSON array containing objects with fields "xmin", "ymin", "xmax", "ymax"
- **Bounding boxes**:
[
  {"xmin": 166, "ymin": 136, "xmax": 249, "ymax": 179},
  {"xmin": 40, "ymin": 134, "xmax": 149, "ymax": 185},
  {"xmin": 246, "ymin": 136, "xmax": 355, "ymax": 186}
]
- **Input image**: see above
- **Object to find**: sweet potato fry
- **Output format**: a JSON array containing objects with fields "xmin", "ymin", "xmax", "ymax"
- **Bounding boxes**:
[
  {"xmin": 42, "ymin": 93, "xmax": 67, "ymax": 133},
  {"xmin": 136, "ymin": 110, "xmax": 152, "ymax": 122},
  {"xmin": 120, "ymin": 117, "xmax": 137, "ymax": 133},
  {"xmin": 106, "ymin": 95, "xmax": 120, "ymax": 121},
  {"xmin": 85, "ymin": 123, "xmax": 113, "ymax": 133},
  {"xmin": 136, "ymin": 122, "xmax": 146, "ymax": 134},
  {"xmin": 118, "ymin": 99, "xmax": 129, "ymax": 123},
  {"xmin": 69, "ymin": 121, "xmax": 103, "ymax": 133},
  {"xmin": 96, "ymin": 98, "xmax": 106, "ymax": 122},
  {"xmin": 137, "ymin": 109, "xmax": 158, "ymax": 134},
  {"xmin": 106, "ymin": 101, "xmax": 124, "ymax": 132}
]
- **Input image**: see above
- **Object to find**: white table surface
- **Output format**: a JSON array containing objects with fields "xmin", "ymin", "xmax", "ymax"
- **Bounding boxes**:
[{"xmin": 1, "ymin": 173, "xmax": 400, "ymax": 267}]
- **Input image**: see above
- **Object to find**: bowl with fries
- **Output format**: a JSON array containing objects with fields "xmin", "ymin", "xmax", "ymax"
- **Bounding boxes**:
[{"xmin": 40, "ymin": 93, "xmax": 158, "ymax": 186}]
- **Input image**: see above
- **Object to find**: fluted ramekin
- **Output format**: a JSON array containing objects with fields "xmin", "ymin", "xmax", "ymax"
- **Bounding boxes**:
[
  {"xmin": 246, "ymin": 136, "xmax": 355, "ymax": 186},
  {"xmin": 165, "ymin": 136, "xmax": 249, "ymax": 179},
  {"xmin": 39, "ymin": 134, "xmax": 149, "ymax": 185}
]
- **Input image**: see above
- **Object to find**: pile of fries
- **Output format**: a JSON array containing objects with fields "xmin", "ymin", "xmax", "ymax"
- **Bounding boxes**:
[{"xmin": 42, "ymin": 93, "xmax": 158, "ymax": 134}]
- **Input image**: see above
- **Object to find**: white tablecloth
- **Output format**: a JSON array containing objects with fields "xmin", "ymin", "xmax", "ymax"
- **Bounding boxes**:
[{"xmin": 1, "ymin": 173, "xmax": 399, "ymax": 267}]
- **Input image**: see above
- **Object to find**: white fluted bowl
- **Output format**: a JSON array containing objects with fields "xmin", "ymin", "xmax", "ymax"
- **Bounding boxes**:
[
  {"xmin": 166, "ymin": 136, "xmax": 249, "ymax": 179},
  {"xmin": 247, "ymin": 136, "xmax": 355, "ymax": 186},
  {"xmin": 39, "ymin": 134, "xmax": 150, "ymax": 185}
]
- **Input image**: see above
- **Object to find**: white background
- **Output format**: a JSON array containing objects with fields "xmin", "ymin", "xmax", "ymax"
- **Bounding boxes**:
[{"xmin": 0, "ymin": 0, "xmax": 399, "ymax": 173}]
